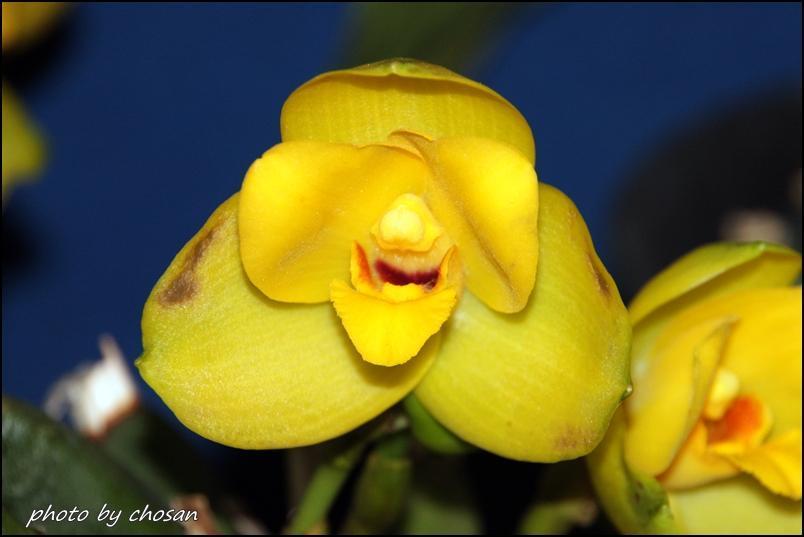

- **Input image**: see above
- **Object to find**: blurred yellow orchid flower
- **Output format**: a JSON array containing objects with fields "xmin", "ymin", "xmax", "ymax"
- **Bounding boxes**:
[
  {"xmin": 137, "ymin": 59, "xmax": 631, "ymax": 462},
  {"xmin": 588, "ymin": 241, "xmax": 802, "ymax": 534},
  {"xmin": 2, "ymin": 84, "xmax": 45, "ymax": 202},
  {"xmin": 1, "ymin": 2, "xmax": 66, "ymax": 202}
]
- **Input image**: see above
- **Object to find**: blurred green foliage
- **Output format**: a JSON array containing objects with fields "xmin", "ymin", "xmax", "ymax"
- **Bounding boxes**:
[
  {"xmin": 518, "ymin": 460, "xmax": 599, "ymax": 534},
  {"xmin": 342, "ymin": 2, "xmax": 528, "ymax": 71},
  {"xmin": 2, "ymin": 398, "xmax": 181, "ymax": 535}
]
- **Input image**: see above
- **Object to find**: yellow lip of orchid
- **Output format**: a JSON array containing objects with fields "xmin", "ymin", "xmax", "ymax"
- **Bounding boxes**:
[
  {"xmin": 137, "ymin": 59, "xmax": 631, "ymax": 463},
  {"xmin": 330, "ymin": 242, "xmax": 461, "ymax": 367},
  {"xmin": 587, "ymin": 241, "xmax": 802, "ymax": 535}
]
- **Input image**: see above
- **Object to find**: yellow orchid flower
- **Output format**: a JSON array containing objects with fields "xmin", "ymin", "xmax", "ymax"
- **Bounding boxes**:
[
  {"xmin": 136, "ymin": 59, "xmax": 631, "ymax": 462},
  {"xmin": 588, "ymin": 241, "xmax": 802, "ymax": 533}
]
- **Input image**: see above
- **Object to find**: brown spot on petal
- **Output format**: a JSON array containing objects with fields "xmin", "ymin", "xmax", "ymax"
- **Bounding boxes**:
[
  {"xmin": 160, "ymin": 225, "xmax": 219, "ymax": 305},
  {"xmin": 160, "ymin": 272, "xmax": 198, "ymax": 306},
  {"xmin": 554, "ymin": 426, "xmax": 596, "ymax": 454},
  {"xmin": 586, "ymin": 250, "xmax": 611, "ymax": 300}
]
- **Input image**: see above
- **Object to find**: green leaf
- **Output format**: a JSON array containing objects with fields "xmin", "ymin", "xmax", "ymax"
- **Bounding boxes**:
[
  {"xmin": 341, "ymin": 3, "xmax": 529, "ymax": 72},
  {"xmin": 2, "ymin": 506, "xmax": 37, "ymax": 534},
  {"xmin": 101, "ymin": 407, "xmax": 216, "ymax": 501},
  {"xmin": 2, "ymin": 397, "xmax": 182, "ymax": 535},
  {"xmin": 101, "ymin": 406, "xmax": 237, "ymax": 534}
]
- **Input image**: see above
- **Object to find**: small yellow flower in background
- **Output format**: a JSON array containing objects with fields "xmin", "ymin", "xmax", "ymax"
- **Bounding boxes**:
[
  {"xmin": 2, "ymin": 84, "xmax": 45, "ymax": 203},
  {"xmin": 588, "ymin": 241, "xmax": 802, "ymax": 534},
  {"xmin": 137, "ymin": 59, "xmax": 631, "ymax": 462},
  {"xmin": 1, "ymin": 2, "xmax": 66, "ymax": 202}
]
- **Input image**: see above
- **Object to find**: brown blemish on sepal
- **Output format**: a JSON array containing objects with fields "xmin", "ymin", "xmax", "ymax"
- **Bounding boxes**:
[
  {"xmin": 554, "ymin": 426, "xmax": 596, "ymax": 454},
  {"xmin": 159, "ymin": 224, "xmax": 220, "ymax": 305},
  {"xmin": 566, "ymin": 204, "xmax": 612, "ymax": 301},
  {"xmin": 159, "ymin": 271, "xmax": 198, "ymax": 306},
  {"xmin": 586, "ymin": 250, "xmax": 611, "ymax": 300}
]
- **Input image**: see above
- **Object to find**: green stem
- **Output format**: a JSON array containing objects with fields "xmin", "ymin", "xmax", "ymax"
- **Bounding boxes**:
[
  {"xmin": 341, "ymin": 432, "xmax": 412, "ymax": 534},
  {"xmin": 284, "ymin": 413, "xmax": 410, "ymax": 534},
  {"xmin": 285, "ymin": 438, "xmax": 367, "ymax": 534}
]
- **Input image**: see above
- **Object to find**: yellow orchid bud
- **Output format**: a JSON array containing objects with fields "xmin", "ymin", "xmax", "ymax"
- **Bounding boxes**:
[
  {"xmin": 588, "ymin": 241, "xmax": 803, "ymax": 534},
  {"xmin": 137, "ymin": 59, "xmax": 631, "ymax": 462}
]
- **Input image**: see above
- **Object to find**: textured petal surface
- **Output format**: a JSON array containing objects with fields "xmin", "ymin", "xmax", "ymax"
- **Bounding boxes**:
[
  {"xmin": 625, "ymin": 316, "xmax": 735, "ymax": 476},
  {"xmin": 281, "ymin": 58, "xmax": 536, "ymax": 163},
  {"xmin": 408, "ymin": 135, "xmax": 539, "ymax": 313},
  {"xmin": 629, "ymin": 243, "xmax": 801, "ymax": 405},
  {"xmin": 716, "ymin": 287, "xmax": 802, "ymax": 437},
  {"xmin": 721, "ymin": 430, "xmax": 802, "ymax": 500},
  {"xmin": 629, "ymin": 241, "xmax": 801, "ymax": 327},
  {"xmin": 642, "ymin": 287, "xmax": 802, "ymax": 436},
  {"xmin": 414, "ymin": 183, "xmax": 630, "ymax": 462},
  {"xmin": 137, "ymin": 195, "xmax": 437, "ymax": 449},
  {"xmin": 659, "ymin": 422, "xmax": 740, "ymax": 491},
  {"xmin": 627, "ymin": 286, "xmax": 802, "ymax": 479},
  {"xmin": 670, "ymin": 476, "xmax": 802, "ymax": 534},
  {"xmin": 330, "ymin": 279, "xmax": 457, "ymax": 367},
  {"xmin": 239, "ymin": 141, "xmax": 427, "ymax": 303}
]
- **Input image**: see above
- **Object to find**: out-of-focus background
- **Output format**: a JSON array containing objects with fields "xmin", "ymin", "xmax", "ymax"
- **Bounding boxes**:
[{"xmin": 3, "ymin": 3, "xmax": 801, "ymax": 532}]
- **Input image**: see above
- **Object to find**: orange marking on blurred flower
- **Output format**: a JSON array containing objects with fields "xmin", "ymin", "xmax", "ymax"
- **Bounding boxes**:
[{"xmin": 706, "ymin": 395, "xmax": 768, "ymax": 446}]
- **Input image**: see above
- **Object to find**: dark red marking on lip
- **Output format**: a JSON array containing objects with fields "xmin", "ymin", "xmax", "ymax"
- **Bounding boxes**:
[{"xmin": 375, "ymin": 260, "xmax": 439, "ymax": 288}]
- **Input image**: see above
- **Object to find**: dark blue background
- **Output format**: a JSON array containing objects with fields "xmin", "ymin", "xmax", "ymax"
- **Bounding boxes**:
[{"xmin": 3, "ymin": 3, "xmax": 801, "ymax": 413}]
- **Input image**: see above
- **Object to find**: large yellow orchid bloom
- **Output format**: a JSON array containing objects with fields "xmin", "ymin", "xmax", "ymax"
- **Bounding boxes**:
[
  {"xmin": 588, "ymin": 241, "xmax": 802, "ymax": 533},
  {"xmin": 137, "ymin": 59, "xmax": 631, "ymax": 462}
]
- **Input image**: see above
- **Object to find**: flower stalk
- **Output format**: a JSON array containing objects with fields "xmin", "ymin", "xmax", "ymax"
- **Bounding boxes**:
[{"xmin": 285, "ymin": 414, "xmax": 408, "ymax": 534}]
